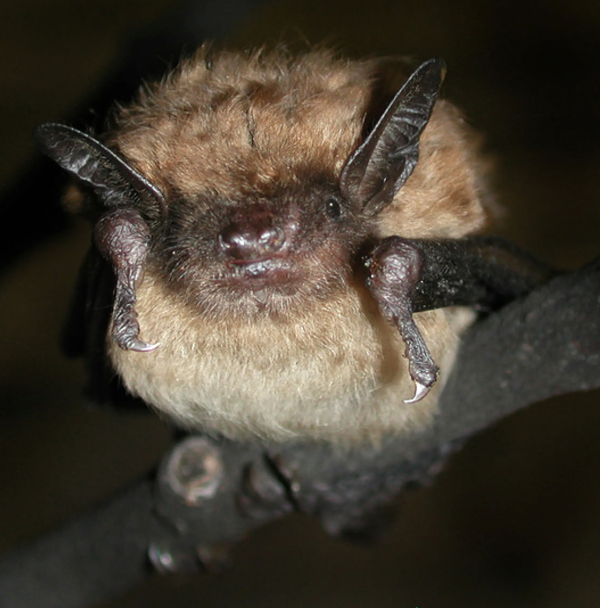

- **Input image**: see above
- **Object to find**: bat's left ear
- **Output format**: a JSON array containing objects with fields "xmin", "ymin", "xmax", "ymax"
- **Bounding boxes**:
[{"xmin": 340, "ymin": 58, "xmax": 446, "ymax": 217}]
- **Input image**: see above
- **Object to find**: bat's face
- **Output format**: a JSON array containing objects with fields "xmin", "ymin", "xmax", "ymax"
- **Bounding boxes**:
[{"xmin": 156, "ymin": 177, "xmax": 370, "ymax": 318}]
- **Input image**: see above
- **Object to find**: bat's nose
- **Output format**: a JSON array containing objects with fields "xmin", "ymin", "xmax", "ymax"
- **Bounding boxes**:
[{"xmin": 219, "ymin": 206, "xmax": 285, "ymax": 262}]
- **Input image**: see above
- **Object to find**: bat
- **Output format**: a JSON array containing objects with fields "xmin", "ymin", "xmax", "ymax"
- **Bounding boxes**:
[{"xmin": 34, "ymin": 47, "xmax": 554, "ymax": 445}]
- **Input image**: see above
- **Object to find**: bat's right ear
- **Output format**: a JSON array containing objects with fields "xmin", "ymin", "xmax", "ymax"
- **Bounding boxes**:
[{"xmin": 34, "ymin": 123, "xmax": 166, "ymax": 218}]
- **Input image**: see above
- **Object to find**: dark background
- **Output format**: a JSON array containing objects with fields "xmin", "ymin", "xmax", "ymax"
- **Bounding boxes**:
[{"xmin": 1, "ymin": 0, "xmax": 600, "ymax": 606}]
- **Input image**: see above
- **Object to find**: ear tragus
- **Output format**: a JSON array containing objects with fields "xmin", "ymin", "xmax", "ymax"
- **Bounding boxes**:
[
  {"xmin": 340, "ymin": 58, "xmax": 446, "ymax": 217},
  {"xmin": 34, "ymin": 123, "xmax": 166, "ymax": 219}
]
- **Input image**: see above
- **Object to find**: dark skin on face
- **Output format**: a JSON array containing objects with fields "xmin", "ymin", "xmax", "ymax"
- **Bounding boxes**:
[
  {"xmin": 158, "ymin": 178, "xmax": 368, "ymax": 319},
  {"xmin": 35, "ymin": 57, "xmax": 555, "ymax": 409}
]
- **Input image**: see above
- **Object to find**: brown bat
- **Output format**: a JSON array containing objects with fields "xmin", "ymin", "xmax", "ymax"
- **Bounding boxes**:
[{"xmin": 35, "ymin": 47, "xmax": 553, "ymax": 445}]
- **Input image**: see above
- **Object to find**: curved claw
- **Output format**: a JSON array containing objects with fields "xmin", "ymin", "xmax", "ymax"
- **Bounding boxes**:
[
  {"xmin": 132, "ymin": 340, "xmax": 160, "ymax": 353},
  {"xmin": 403, "ymin": 381, "xmax": 431, "ymax": 404},
  {"xmin": 118, "ymin": 335, "xmax": 160, "ymax": 352}
]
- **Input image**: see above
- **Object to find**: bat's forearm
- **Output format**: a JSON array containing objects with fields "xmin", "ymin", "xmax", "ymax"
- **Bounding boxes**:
[{"xmin": 409, "ymin": 236, "xmax": 556, "ymax": 312}]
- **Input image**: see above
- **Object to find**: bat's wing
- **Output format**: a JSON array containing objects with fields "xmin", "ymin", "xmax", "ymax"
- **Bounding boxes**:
[
  {"xmin": 410, "ymin": 236, "xmax": 557, "ymax": 313},
  {"xmin": 62, "ymin": 245, "xmax": 146, "ymax": 411}
]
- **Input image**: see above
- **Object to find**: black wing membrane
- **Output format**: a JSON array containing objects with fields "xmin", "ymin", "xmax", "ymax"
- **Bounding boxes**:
[{"xmin": 62, "ymin": 245, "xmax": 145, "ymax": 410}]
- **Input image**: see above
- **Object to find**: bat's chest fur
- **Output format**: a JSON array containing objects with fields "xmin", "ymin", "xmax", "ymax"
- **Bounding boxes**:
[{"xmin": 108, "ymin": 271, "xmax": 471, "ymax": 444}]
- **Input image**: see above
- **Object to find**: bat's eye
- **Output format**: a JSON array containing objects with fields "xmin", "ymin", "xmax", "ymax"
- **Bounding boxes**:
[{"xmin": 325, "ymin": 197, "xmax": 342, "ymax": 219}]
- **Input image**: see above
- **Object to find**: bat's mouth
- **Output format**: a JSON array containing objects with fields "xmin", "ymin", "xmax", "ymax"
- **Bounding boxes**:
[
  {"xmin": 219, "ymin": 257, "xmax": 303, "ymax": 296},
  {"xmin": 170, "ymin": 237, "xmax": 350, "ymax": 317},
  {"xmin": 230, "ymin": 258, "xmax": 283, "ymax": 272}
]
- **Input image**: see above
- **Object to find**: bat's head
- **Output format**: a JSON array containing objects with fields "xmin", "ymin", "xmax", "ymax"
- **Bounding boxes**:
[{"xmin": 35, "ymin": 49, "xmax": 476, "ymax": 321}]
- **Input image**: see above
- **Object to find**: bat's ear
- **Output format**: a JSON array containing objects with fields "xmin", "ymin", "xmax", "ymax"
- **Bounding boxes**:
[
  {"xmin": 340, "ymin": 58, "xmax": 446, "ymax": 217},
  {"xmin": 34, "ymin": 123, "xmax": 166, "ymax": 219}
]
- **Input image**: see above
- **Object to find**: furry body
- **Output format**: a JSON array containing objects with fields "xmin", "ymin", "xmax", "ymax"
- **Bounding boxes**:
[
  {"xmin": 110, "ymin": 268, "xmax": 475, "ymax": 443},
  {"xmin": 101, "ymin": 49, "xmax": 488, "ymax": 444}
]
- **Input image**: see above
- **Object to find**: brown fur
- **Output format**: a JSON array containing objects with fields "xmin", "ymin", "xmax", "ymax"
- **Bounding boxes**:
[{"xmin": 101, "ymin": 47, "xmax": 489, "ymax": 445}]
